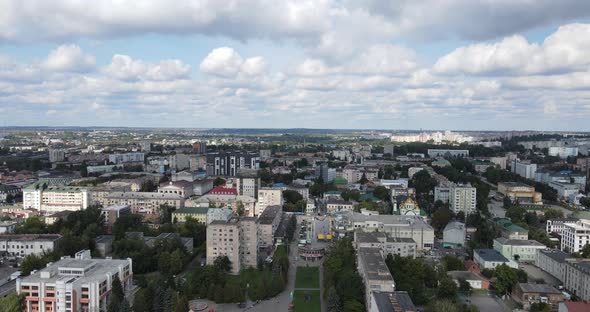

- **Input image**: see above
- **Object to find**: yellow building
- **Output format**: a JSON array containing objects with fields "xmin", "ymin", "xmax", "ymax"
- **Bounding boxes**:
[
  {"xmin": 172, "ymin": 207, "xmax": 209, "ymax": 223},
  {"xmin": 497, "ymin": 182, "xmax": 542, "ymax": 205}
]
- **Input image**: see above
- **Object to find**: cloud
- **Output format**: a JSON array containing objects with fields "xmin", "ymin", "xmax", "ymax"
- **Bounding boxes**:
[
  {"xmin": 42, "ymin": 44, "xmax": 95, "ymax": 72},
  {"xmin": 103, "ymin": 54, "xmax": 191, "ymax": 81},
  {"xmin": 434, "ymin": 23, "xmax": 590, "ymax": 75},
  {"xmin": 200, "ymin": 47, "xmax": 267, "ymax": 78}
]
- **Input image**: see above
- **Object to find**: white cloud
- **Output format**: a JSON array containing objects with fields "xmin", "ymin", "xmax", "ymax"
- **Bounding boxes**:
[
  {"xmin": 43, "ymin": 44, "xmax": 95, "ymax": 72},
  {"xmin": 434, "ymin": 23, "xmax": 590, "ymax": 75},
  {"xmin": 103, "ymin": 55, "xmax": 190, "ymax": 81},
  {"xmin": 200, "ymin": 47, "xmax": 268, "ymax": 79}
]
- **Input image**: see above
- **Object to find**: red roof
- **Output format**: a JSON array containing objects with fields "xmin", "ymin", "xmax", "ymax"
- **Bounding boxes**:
[
  {"xmin": 563, "ymin": 301, "xmax": 590, "ymax": 312},
  {"xmin": 208, "ymin": 186, "xmax": 237, "ymax": 195}
]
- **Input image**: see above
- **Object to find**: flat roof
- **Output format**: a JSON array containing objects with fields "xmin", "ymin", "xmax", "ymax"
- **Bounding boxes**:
[
  {"xmin": 474, "ymin": 249, "xmax": 510, "ymax": 262},
  {"xmin": 173, "ymin": 207, "xmax": 209, "ymax": 214},
  {"xmin": 499, "ymin": 182, "xmax": 532, "ymax": 188},
  {"xmin": 259, "ymin": 205, "xmax": 282, "ymax": 224},
  {"xmin": 538, "ymin": 249, "xmax": 572, "ymax": 263},
  {"xmin": 358, "ymin": 247, "xmax": 395, "ymax": 282},
  {"xmin": 447, "ymin": 271, "xmax": 486, "ymax": 281},
  {"xmin": 0, "ymin": 234, "xmax": 62, "ymax": 242},
  {"xmin": 372, "ymin": 291, "xmax": 416, "ymax": 312},
  {"xmin": 494, "ymin": 237, "xmax": 546, "ymax": 247},
  {"xmin": 517, "ymin": 283, "xmax": 561, "ymax": 294},
  {"xmin": 20, "ymin": 257, "xmax": 130, "ymax": 284}
]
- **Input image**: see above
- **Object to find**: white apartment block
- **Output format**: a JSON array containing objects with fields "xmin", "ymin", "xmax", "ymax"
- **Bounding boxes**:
[
  {"xmin": 257, "ymin": 188, "xmax": 283, "ymax": 216},
  {"xmin": 354, "ymin": 232, "xmax": 417, "ymax": 258},
  {"xmin": 450, "ymin": 185, "xmax": 477, "ymax": 214},
  {"xmin": 48, "ymin": 149, "xmax": 66, "ymax": 163},
  {"xmin": 561, "ymin": 219, "xmax": 590, "ymax": 253},
  {"xmin": 548, "ymin": 147, "xmax": 579, "ymax": 159},
  {"xmin": 258, "ymin": 205, "xmax": 283, "ymax": 250},
  {"xmin": 0, "ymin": 234, "xmax": 61, "ymax": 258},
  {"xmin": 105, "ymin": 192, "xmax": 184, "ymax": 214},
  {"xmin": 17, "ymin": 250, "xmax": 133, "ymax": 312},
  {"xmin": 23, "ymin": 184, "xmax": 89, "ymax": 214},
  {"xmin": 239, "ymin": 217, "xmax": 258, "ymax": 269},
  {"xmin": 511, "ymin": 161, "xmax": 537, "ymax": 179},
  {"xmin": 236, "ymin": 176, "xmax": 260, "ymax": 199},
  {"xmin": 546, "ymin": 218, "xmax": 580, "ymax": 236},
  {"xmin": 549, "ymin": 181, "xmax": 582, "ymax": 199},
  {"xmin": 357, "ymin": 247, "xmax": 395, "ymax": 312},
  {"xmin": 108, "ymin": 152, "xmax": 144, "ymax": 164}
]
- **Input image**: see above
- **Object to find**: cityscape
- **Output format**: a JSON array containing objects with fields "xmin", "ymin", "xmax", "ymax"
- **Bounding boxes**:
[{"xmin": 2, "ymin": 2, "xmax": 590, "ymax": 312}]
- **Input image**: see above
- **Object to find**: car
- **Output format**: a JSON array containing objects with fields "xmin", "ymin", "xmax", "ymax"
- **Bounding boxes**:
[{"xmin": 237, "ymin": 302, "xmax": 246, "ymax": 308}]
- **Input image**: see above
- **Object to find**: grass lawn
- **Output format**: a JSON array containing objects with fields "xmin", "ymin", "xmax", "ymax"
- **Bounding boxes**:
[
  {"xmin": 293, "ymin": 290, "xmax": 321, "ymax": 312},
  {"xmin": 295, "ymin": 266, "xmax": 320, "ymax": 289}
]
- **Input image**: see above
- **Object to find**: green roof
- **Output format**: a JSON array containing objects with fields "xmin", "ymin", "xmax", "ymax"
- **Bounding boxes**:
[
  {"xmin": 173, "ymin": 207, "xmax": 209, "ymax": 214},
  {"xmin": 24, "ymin": 181, "xmax": 85, "ymax": 192},
  {"xmin": 333, "ymin": 177, "xmax": 348, "ymax": 185}
]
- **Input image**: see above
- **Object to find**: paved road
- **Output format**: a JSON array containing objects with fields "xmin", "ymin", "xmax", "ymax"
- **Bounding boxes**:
[{"xmin": 466, "ymin": 293, "xmax": 511, "ymax": 312}]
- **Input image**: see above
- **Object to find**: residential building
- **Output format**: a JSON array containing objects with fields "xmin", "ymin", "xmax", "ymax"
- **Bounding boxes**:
[
  {"xmin": 172, "ymin": 207, "xmax": 209, "ymax": 223},
  {"xmin": 369, "ymin": 291, "xmax": 416, "ymax": 312},
  {"xmin": 490, "ymin": 156, "xmax": 508, "ymax": 169},
  {"xmin": 239, "ymin": 217, "xmax": 258, "ymax": 268},
  {"xmin": 23, "ymin": 183, "xmax": 89, "ymax": 213},
  {"xmin": 192, "ymin": 142, "xmax": 207, "ymax": 154},
  {"xmin": 140, "ymin": 141, "xmax": 151, "ymax": 152},
  {"xmin": 0, "ymin": 221, "xmax": 17, "ymax": 233},
  {"xmin": 357, "ymin": 248, "xmax": 396, "ymax": 311},
  {"xmin": 206, "ymin": 208, "xmax": 233, "ymax": 224},
  {"xmin": 315, "ymin": 162, "xmax": 336, "ymax": 183},
  {"xmin": 549, "ymin": 147, "xmax": 579, "ymax": 159},
  {"xmin": 564, "ymin": 261, "xmax": 590, "ymax": 301},
  {"xmin": 492, "ymin": 237, "xmax": 546, "ymax": 263},
  {"xmin": 94, "ymin": 235, "xmax": 114, "ymax": 257},
  {"xmin": 327, "ymin": 199, "xmax": 354, "ymax": 213},
  {"xmin": 383, "ymin": 144, "xmax": 395, "ymax": 156},
  {"xmin": 235, "ymin": 173, "xmax": 260, "ymax": 198},
  {"xmin": 101, "ymin": 204, "xmax": 131, "ymax": 227},
  {"xmin": 189, "ymin": 155, "xmax": 207, "ymax": 171},
  {"xmin": 105, "ymin": 192, "xmax": 184, "ymax": 214},
  {"xmin": 546, "ymin": 218, "xmax": 580, "ymax": 236},
  {"xmin": 257, "ymin": 188, "xmax": 283, "ymax": 216},
  {"xmin": 108, "ymin": 152, "xmax": 144, "ymax": 164},
  {"xmin": 48, "ymin": 149, "xmax": 66, "ymax": 163},
  {"xmin": 427, "ymin": 149, "xmax": 469, "ymax": 158},
  {"xmin": 0, "ymin": 234, "xmax": 61, "ymax": 257},
  {"xmin": 447, "ymin": 271, "xmax": 490, "ymax": 290},
  {"xmin": 258, "ymin": 205, "xmax": 283, "ymax": 250},
  {"xmin": 443, "ymin": 221, "xmax": 466, "ymax": 247},
  {"xmin": 536, "ymin": 249, "xmax": 572, "ymax": 284},
  {"xmin": 259, "ymin": 149, "xmax": 271, "ymax": 160},
  {"xmin": 192, "ymin": 178, "xmax": 214, "ymax": 195},
  {"xmin": 206, "ymin": 153, "xmax": 260, "ymax": 177},
  {"xmin": 495, "ymin": 218, "xmax": 530, "ymax": 240},
  {"xmin": 86, "ymin": 164, "xmax": 123, "ymax": 175},
  {"xmin": 407, "ymin": 167, "xmax": 424, "ymax": 179},
  {"xmin": 512, "ymin": 283, "xmax": 564, "ymax": 311},
  {"xmin": 561, "ymin": 219, "xmax": 590, "ymax": 253},
  {"xmin": 354, "ymin": 232, "xmax": 416, "ymax": 258},
  {"xmin": 497, "ymin": 182, "xmax": 543, "ymax": 205},
  {"xmin": 0, "ymin": 184, "xmax": 20, "ymax": 202},
  {"xmin": 450, "ymin": 184, "xmax": 477, "ymax": 214},
  {"xmin": 192, "ymin": 193, "xmax": 256, "ymax": 216},
  {"xmin": 473, "ymin": 249, "xmax": 517, "ymax": 269},
  {"xmin": 549, "ymin": 181, "xmax": 582, "ymax": 199},
  {"xmin": 511, "ymin": 160, "xmax": 537, "ymax": 179},
  {"xmin": 206, "ymin": 216, "xmax": 257, "ymax": 274},
  {"xmin": 434, "ymin": 185, "xmax": 452, "ymax": 203},
  {"xmin": 17, "ymin": 250, "xmax": 133, "ymax": 312}
]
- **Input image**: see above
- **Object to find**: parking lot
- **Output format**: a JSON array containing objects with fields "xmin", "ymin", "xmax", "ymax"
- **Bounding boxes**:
[{"xmin": 467, "ymin": 293, "xmax": 511, "ymax": 312}]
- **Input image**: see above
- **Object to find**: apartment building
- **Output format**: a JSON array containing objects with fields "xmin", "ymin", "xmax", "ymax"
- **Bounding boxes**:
[
  {"xmin": 511, "ymin": 161, "xmax": 537, "ymax": 179},
  {"xmin": 536, "ymin": 249, "xmax": 572, "ymax": 284},
  {"xmin": 546, "ymin": 218, "xmax": 580, "ymax": 236},
  {"xmin": 17, "ymin": 250, "xmax": 133, "ymax": 312},
  {"xmin": 354, "ymin": 232, "xmax": 417, "ymax": 258},
  {"xmin": 101, "ymin": 204, "xmax": 131, "ymax": 226},
  {"xmin": 158, "ymin": 180, "xmax": 194, "ymax": 198},
  {"xmin": 206, "ymin": 153, "xmax": 260, "ymax": 177},
  {"xmin": 257, "ymin": 188, "xmax": 283, "ymax": 216},
  {"xmin": 235, "ymin": 173, "xmax": 260, "ymax": 198},
  {"xmin": 206, "ymin": 216, "xmax": 258, "ymax": 274},
  {"xmin": 535, "ymin": 249, "xmax": 590, "ymax": 301},
  {"xmin": 171, "ymin": 207, "xmax": 209, "ymax": 223},
  {"xmin": 357, "ymin": 248, "xmax": 396, "ymax": 311},
  {"xmin": 549, "ymin": 147, "xmax": 579, "ymax": 159},
  {"xmin": 108, "ymin": 152, "xmax": 144, "ymax": 164},
  {"xmin": 561, "ymin": 219, "xmax": 590, "ymax": 253},
  {"xmin": 23, "ymin": 183, "xmax": 89, "ymax": 213},
  {"xmin": 427, "ymin": 149, "xmax": 469, "ymax": 157},
  {"xmin": 326, "ymin": 199, "xmax": 354, "ymax": 213},
  {"xmin": 48, "ymin": 149, "xmax": 66, "ymax": 163},
  {"xmin": 258, "ymin": 205, "xmax": 283, "ymax": 250},
  {"xmin": 0, "ymin": 234, "xmax": 61, "ymax": 257},
  {"xmin": 450, "ymin": 184, "xmax": 477, "ymax": 214},
  {"xmin": 105, "ymin": 192, "xmax": 184, "ymax": 214}
]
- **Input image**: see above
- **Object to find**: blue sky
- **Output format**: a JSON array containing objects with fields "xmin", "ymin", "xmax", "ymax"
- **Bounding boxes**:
[{"xmin": 1, "ymin": 1, "xmax": 590, "ymax": 130}]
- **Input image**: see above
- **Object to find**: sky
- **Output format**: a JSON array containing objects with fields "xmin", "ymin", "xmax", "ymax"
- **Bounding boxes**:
[{"xmin": 1, "ymin": 1, "xmax": 590, "ymax": 131}]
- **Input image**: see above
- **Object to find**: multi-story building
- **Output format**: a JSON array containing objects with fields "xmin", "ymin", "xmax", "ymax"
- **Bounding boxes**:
[
  {"xmin": 207, "ymin": 208, "xmax": 233, "ymax": 224},
  {"xmin": 315, "ymin": 162, "xmax": 336, "ymax": 183},
  {"xmin": 206, "ymin": 216, "xmax": 258, "ymax": 274},
  {"xmin": 495, "ymin": 218, "xmax": 530, "ymax": 240},
  {"xmin": 490, "ymin": 156, "xmax": 508, "ymax": 169},
  {"xmin": 158, "ymin": 180, "xmax": 194, "ymax": 198},
  {"xmin": 23, "ymin": 183, "xmax": 89, "ymax": 213},
  {"xmin": 0, "ymin": 221, "xmax": 17, "ymax": 233},
  {"xmin": 427, "ymin": 149, "xmax": 469, "ymax": 158},
  {"xmin": 357, "ymin": 248, "xmax": 396, "ymax": 311},
  {"xmin": 564, "ymin": 261, "xmax": 590, "ymax": 301},
  {"xmin": 473, "ymin": 249, "xmax": 517, "ymax": 269},
  {"xmin": 549, "ymin": 181, "xmax": 582, "ymax": 199},
  {"xmin": 326, "ymin": 199, "xmax": 354, "ymax": 213},
  {"xmin": 0, "ymin": 234, "xmax": 61, "ymax": 257},
  {"xmin": 492, "ymin": 237, "xmax": 546, "ymax": 263},
  {"xmin": 512, "ymin": 283, "xmax": 564, "ymax": 311},
  {"xmin": 511, "ymin": 161, "xmax": 537, "ymax": 179},
  {"xmin": 189, "ymin": 155, "xmax": 207, "ymax": 171},
  {"xmin": 105, "ymin": 192, "xmax": 184, "ymax": 214},
  {"xmin": 192, "ymin": 142, "xmax": 207, "ymax": 154},
  {"xmin": 258, "ymin": 205, "xmax": 283, "ymax": 250},
  {"xmin": 259, "ymin": 149, "xmax": 271, "ymax": 160},
  {"xmin": 17, "ymin": 250, "xmax": 133, "ymax": 312},
  {"xmin": 206, "ymin": 153, "xmax": 260, "ymax": 177},
  {"xmin": 48, "ymin": 149, "xmax": 66, "ymax": 163},
  {"xmin": 497, "ymin": 182, "xmax": 542, "ymax": 205},
  {"xmin": 536, "ymin": 249, "xmax": 572, "ymax": 283},
  {"xmin": 384, "ymin": 144, "xmax": 395, "ymax": 156},
  {"xmin": 333, "ymin": 211, "xmax": 434, "ymax": 250},
  {"xmin": 101, "ymin": 204, "xmax": 131, "ymax": 227},
  {"xmin": 443, "ymin": 221, "xmax": 466, "ymax": 247},
  {"xmin": 171, "ymin": 207, "xmax": 209, "ymax": 223},
  {"xmin": 450, "ymin": 184, "xmax": 477, "ymax": 214},
  {"xmin": 108, "ymin": 152, "xmax": 144, "ymax": 164},
  {"xmin": 407, "ymin": 167, "xmax": 424, "ymax": 179},
  {"xmin": 354, "ymin": 232, "xmax": 416, "ymax": 258},
  {"xmin": 236, "ymin": 173, "xmax": 260, "ymax": 199},
  {"xmin": 546, "ymin": 218, "xmax": 580, "ymax": 236},
  {"xmin": 369, "ymin": 291, "xmax": 416, "ymax": 312},
  {"xmin": 257, "ymin": 188, "xmax": 283, "ymax": 216},
  {"xmin": 561, "ymin": 219, "xmax": 590, "ymax": 253},
  {"xmin": 548, "ymin": 147, "xmax": 579, "ymax": 159}
]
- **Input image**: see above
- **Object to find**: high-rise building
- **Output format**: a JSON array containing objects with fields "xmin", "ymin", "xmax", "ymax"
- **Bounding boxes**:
[
  {"xmin": 511, "ymin": 160, "xmax": 537, "ymax": 179},
  {"xmin": 17, "ymin": 250, "xmax": 133, "ymax": 312},
  {"xmin": 561, "ymin": 219, "xmax": 590, "ymax": 253},
  {"xmin": 257, "ymin": 188, "xmax": 283, "ymax": 216},
  {"xmin": 48, "ymin": 149, "xmax": 66, "ymax": 163},
  {"xmin": 23, "ymin": 182, "xmax": 89, "ymax": 213},
  {"xmin": 206, "ymin": 153, "xmax": 260, "ymax": 176},
  {"xmin": 192, "ymin": 142, "xmax": 207, "ymax": 154},
  {"xmin": 450, "ymin": 185, "xmax": 477, "ymax": 214},
  {"xmin": 315, "ymin": 162, "xmax": 335, "ymax": 183},
  {"xmin": 206, "ymin": 216, "xmax": 258, "ymax": 274},
  {"xmin": 236, "ymin": 172, "xmax": 260, "ymax": 199},
  {"xmin": 384, "ymin": 144, "xmax": 394, "ymax": 156}
]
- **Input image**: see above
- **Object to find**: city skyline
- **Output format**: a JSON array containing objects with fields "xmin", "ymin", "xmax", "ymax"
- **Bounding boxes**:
[{"xmin": 1, "ymin": 1, "xmax": 590, "ymax": 130}]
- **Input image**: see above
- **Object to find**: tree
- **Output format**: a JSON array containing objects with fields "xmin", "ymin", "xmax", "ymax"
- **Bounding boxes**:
[
  {"xmin": 431, "ymin": 207, "xmax": 453, "ymax": 232},
  {"xmin": 343, "ymin": 300, "xmax": 364, "ymax": 312},
  {"xmin": 530, "ymin": 302, "xmax": 551, "ymax": 312},
  {"xmin": 169, "ymin": 249, "xmax": 184, "ymax": 275},
  {"xmin": 0, "ymin": 293, "xmax": 24, "ymax": 312},
  {"xmin": 458, "ymin": 278, "xmax": 472, "ymax": 295},
  {"xmin": 132, "ymin": 288, "xmax": 153, "ymax": 312},
  {"xmin": 140, "ymin": 180, "xmax": 157, "ymax": 192},
  {"xmin": 213, "ymin": 177, "xmax": 226, "ymax": 187},
  {"xmin": 107, "ymin": 275, "xmax": 125, "ymax": 312},
  {"xmin": 174, "ymin": 295, "xmax": 189, "ymax": 312},
  {"xmin": 410, "ymin": 170, "xmax": 437, "ymax": 195},
  {"xmin": 236, "ymin": 201, "xmax": 245, "ymax": 216},
  {"xmin": 158, "ymin": 252, "xmax": 171, "ymax": 274},
  {"xmin": 373, "ymin": 186, "xmax": 390, "ymax": 201},
  {"xmin": 503, "ymin": 196, "xmax": 512, "ymax": 209},
  {"xmin": 341, "ymin": 189, "xmax": 361, "ymax": 202},
  {"xmin": 543, "ymin": 208, "xmax": 564, "ymax": 220},
  {"xmin": 20, "ymin": 254, "xmax": 49, "ymax": 276},
  {"xmin": 424, "ymin": 300, "xmax": 460, "ymax": 312},
  {"xmin": 359, "ymin": 173, "xmax": 368, "ymax": 184},
  {"xmin": 214, "ymin": 256, "xmax": 232, "ymax": 273},
  {"xmin": 442, "ymin": 256, "xmax": 464, "ymax": 271},
  {"xmin": 327, "ymin": 286, "xmax": 342, "ymax": 312},
  {"xmin": 437, "ymin": 277, "xmax": 458, "ymax": 300},
  {"xmin": 283, "ymin": 190, "xmax": 303, "ymax": 204},
  {"xmin": 579, "ymin": 243, "xmax": 590, "ymax": 258},
  {"xmin": 493, "ymin": 264, "xmax": 518, "ymax": 295}
]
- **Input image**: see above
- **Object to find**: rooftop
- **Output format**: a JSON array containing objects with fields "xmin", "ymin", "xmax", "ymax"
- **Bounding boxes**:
[
  {"xmin": 20, "ymin": 257, "xmax": 131, "ymax": 284},
  {"xmin": 499, "ymin": 182, "xmax": 533, "ymax": 188},
  {"xmin": 107, "ymin": 191, "xmax": 183, "ymax": 200},
  {"xmin": 173, "ymin": 207, "xmax": 209, "ymax": 214},
  {"xmin": 538, "ymin": 249, "xmax": 573, "ymax": 263},
  {"xmin": 358, "ymin": 247, "xmax": 395, "ymax": 282},
  {"xmin": 259, "ymin": 205, "xmax": 282, "ymax": 224},
  {"xmin": 447, "ymin": 270, "xmax": 486, "ymax": 281},
  {"xmin": 517, "ymin": 283, "xmax": 561, "ymax": 294},
  {"xmin": 444, "ymin": 221, "xmax": 465, "ymax": 232},
  {"xmin": 494, "ymin": 237, "xmax": 545, "ymax": 247},
  {"xmin": 0, "ymin": 234, "xmax": 62, "ymax": 241},
  {"xmin": 372, "ymin": 291, "xmax": 416, "ymax": 312},
  {"xmin": 474, "ymin": 249, "xmax": 510, "ymax": 262}
]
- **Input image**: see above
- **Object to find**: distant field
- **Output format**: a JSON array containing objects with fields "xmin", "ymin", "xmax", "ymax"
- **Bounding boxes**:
[
  {"xmin": 295, "ymin": 266, "xmax": 320, "ymax": 289},
  {"xmin": 293, "ymin": 289, "xmax": 321, "ymax": 312}
]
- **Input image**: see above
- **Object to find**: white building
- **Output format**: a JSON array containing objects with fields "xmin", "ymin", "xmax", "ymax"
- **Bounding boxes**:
[
  {"xmin": 354, "ymin": 232, "xmax": 416, "ymax": 258},
  {"xmin": 561, "ymin": 219, "xmax": 590, "ymax": 253},
  {"xmin": 407, "ymin": 167, "xmax": 424, "ymax": 179},
  {"xmin": 0, "ymin": 234, "xmax": 61, "ymax": 257},
  {"xmin": 235, "ymin": 174, "xmax": 260, "ymax": 198},
  {"xmin": 48, "ymin": 149, "xmax": 66, "ymax": 163},
  {"xmin": 546, "ymin": 218, "xmax": 580, "ymax": 236},
  {"xmin": 357, "ymin": 248, "xmax": 395, "ymax": 311},
  {"xmin": 108, "ymin": 152, "xmax": 144, "ymax": 164},
  {"xmin": 473, "ymin": 249, "xmax": 517, "ymax": 269},
  {"xmin": 450, "ymin": 185, "xmax": 477, "ymax": 214},
  {"xmin": 549, "ymin": 181, "xmax": 582, "ymax": 199},
  {"xmin": 17, "ymin": 250, "xmax": 133, "ymax": 312},
  {"xmin": 492, "ymin": 237, "xmax": 546, "ymax": 263},
  {"xmin": 427, "ymin": 149, "xmax": 469, "ymax": 158},
  {"xmin": 257, "ymin": 188, "xmax": 283, "ymax": 216},
  {"xmin": 549, "ymin": 147, "xmax": 579, "ymax": 159},
  {"xmin": 443, "ymin": 221, "xmax": 466, "ymax": 247},
  {"xmin": 23, "ymin": 183, "xmax": 89, "ymax": 214},
  {"xmin": 259, "ymin": 149, "xmax": 271, "ymax": 160},
  {"xmin": 511, "ymin": 161, "xmax": 537, "ymax": 179},
  {"xmin": 0, "ymin": 221, "xmax": 17, "ymax": 234}
]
